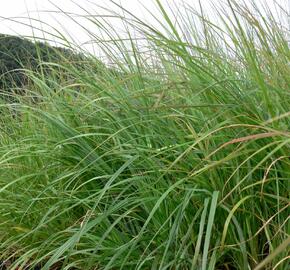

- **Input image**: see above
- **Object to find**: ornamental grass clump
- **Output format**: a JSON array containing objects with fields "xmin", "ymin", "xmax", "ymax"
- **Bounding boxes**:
[{"xmin": 0, "ymin": 0, "xmax": 289, "ymax": 269}]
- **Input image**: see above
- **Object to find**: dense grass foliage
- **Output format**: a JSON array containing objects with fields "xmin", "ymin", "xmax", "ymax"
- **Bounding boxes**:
[{"xmin": 0, "ymin": 1, "xmax": 289, "ymax": 269}]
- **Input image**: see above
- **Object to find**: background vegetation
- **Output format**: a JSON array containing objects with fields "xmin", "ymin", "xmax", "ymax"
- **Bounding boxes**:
[
  {"xmin": 0, "ymin": 0, "xmax": 289, "ymax": 269},
  {"xmin": 0, "ymin": 34, "xmax": 85, "ymax": 96}
]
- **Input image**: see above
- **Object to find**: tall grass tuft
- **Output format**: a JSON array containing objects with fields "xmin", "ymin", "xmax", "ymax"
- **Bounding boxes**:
[{"xmin": 0, "ymin": 0, "xmax": 289, "ymax": 269}]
